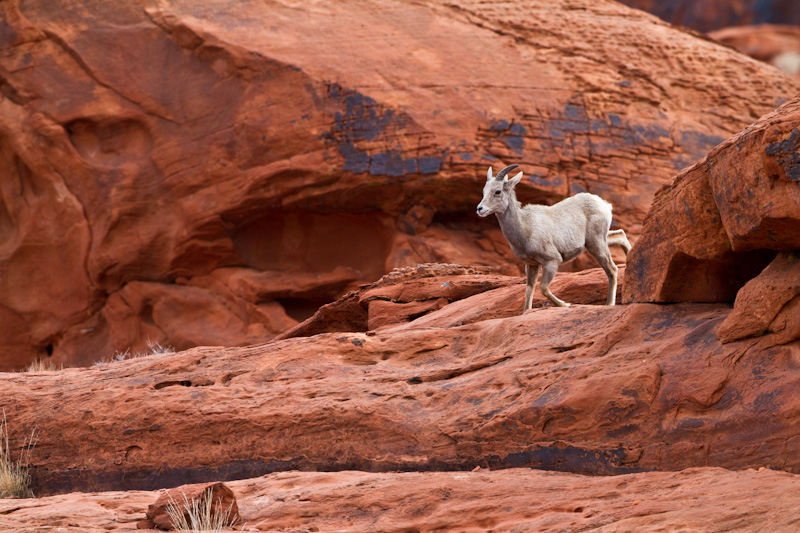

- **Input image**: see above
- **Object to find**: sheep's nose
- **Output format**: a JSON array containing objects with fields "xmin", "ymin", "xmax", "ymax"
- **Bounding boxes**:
[{"xmin": 477, "ymin": 205, "xmax": 485, "ymax": 215}]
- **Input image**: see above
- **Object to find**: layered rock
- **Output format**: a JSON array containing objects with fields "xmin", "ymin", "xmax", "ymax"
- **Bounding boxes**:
[
  {"xmin": 624, "ymin": 95, "xmax": 800, "ymax": 304},
  {"xmin": 3, "ymin": 468, "xmax": 800, "ymax": 532},
  {"xmin": 1, "ymin": 0, "xmax": 798, "ymax": 369},
  {"xmin": 1, "ymin": 270, "xmax": 799, "ymax": 496},
  {"xmin": 278, "ymin": 263, "xmax": 624, "ymax": 339}
]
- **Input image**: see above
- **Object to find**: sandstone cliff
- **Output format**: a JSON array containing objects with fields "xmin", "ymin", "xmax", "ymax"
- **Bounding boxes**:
[
  {"xmin": 2, "ymin": 1, "xmax": 800, "ymax": 530},
  {"xmin": 2, "ymin": 0, "xmax": 798, "ymax": 368}
]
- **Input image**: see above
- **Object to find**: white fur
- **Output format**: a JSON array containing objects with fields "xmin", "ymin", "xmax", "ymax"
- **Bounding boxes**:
[{"xmin": 477, "ymin": 165, "xmax": 631, "ymax": 310}]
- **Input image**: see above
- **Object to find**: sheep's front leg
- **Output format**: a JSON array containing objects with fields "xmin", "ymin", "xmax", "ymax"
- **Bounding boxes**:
[
  {"xmin": 540, "ymin": 261, "xmax": 570, "ymax": 307},
  {"xmin": 524, "ymin": 264, "xmax": 539, "ymax": 312}
]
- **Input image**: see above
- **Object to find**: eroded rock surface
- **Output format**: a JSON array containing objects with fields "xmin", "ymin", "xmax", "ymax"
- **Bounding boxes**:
[
  {"xmin": 717, "ymin": 252, "xmax": 800, "ymax": 344},
  {"xmin": 3, "ymin": 468, "xmax": 800, "ymax": 532},
  {"xmin": 279, "ymin": 264, "xmax": 625, "ymax": 339},
  {"xmin": 624, "ymin": 95, "xmax": 800, "ymax": 304},
  {"xmin": 1, "ymin": 272, "xmax": 799, "ymax": 496},
  {"xmin": 1, "ymin": 0, "xmax": 797, "ymax": 369}
]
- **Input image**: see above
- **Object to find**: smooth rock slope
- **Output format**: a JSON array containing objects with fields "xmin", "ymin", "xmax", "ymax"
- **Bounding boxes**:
[{"xmin": 3, "ymin": 468, "xmax": 800, "ymax": 532}]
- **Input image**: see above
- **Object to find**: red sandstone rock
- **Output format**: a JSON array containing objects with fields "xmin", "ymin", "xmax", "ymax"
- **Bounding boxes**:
[
  {"xmin": 395, "ymin": 266, "xmax": 627, "ymax": 331},
  {"xmin": 717, "ymin": 252, "xmax": 800, "ymax": 344},
  {"xmin": 136, "ymin": 481, "xmax": 239, "ymax": 530},
  {"xmin": 281, "ymin": 264, "xmax": 626, "ymax": 338},
  {"xmin": 278, "ymin": 263, "xmax": 519, "ymax": 338},
  {"xmin": 1, "ymin": 292, "xmax": 800, "ymax": 496},
  {"xmin": 277, "ymin": 264, "xmax": 519, "ymax": 339},
  {"xmin": 3, "ymin": 468, "xmax": 800, "ymax": 532},
  {"xmin": 1, "ymin": 0, "xmax": 798, "ymax": 370},
  {"xmin": 624, "ymin": 95, "xmax": 800, "ymax": 303},
  {"xmin": 366, "ymin": 298, "xmax": 450, "ymax": 331},
  {"xmin": 618, "ymin": 0, "xmax": 800, "ymax": 33}
]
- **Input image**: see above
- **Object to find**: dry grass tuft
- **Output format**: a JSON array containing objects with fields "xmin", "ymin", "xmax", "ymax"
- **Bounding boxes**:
[
  {"xmin": 0, "ymin": 410, "xmax": 37, "ymax": 499},
  {"xmin": 93, "ymin": 339, "xmax": 175, "ymax": 367},
  {"xmin": 166, "ymin": 486, "xmax": 238, "ymax": 531},
  {"xmin": 22, "ymin": 359, "xmax": 63, "ymax": 372}
]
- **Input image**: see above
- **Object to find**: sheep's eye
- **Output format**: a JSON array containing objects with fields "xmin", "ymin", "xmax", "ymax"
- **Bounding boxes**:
[{"xmin": 494, "ymin": 190, "xmax": 501, "ymax": 195}]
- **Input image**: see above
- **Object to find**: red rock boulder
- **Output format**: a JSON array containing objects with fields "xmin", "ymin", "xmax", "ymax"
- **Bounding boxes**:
[
  {"xmin": 717, "ymin": 252, "xmax": 800, "ymax": 344},
  {"xmin": 624, "ymin": 95, "xmax": 800, "ymax": 304},
  {"xmin": 137, "ymin": 482, "xmax": 239, "ymax": 531}
]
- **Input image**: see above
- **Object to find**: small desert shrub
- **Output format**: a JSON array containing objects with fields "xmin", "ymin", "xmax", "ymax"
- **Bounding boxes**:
[
  {"xmin": 22, "ymin": 359, "xmax": 62, "ymax": 372},
  {"xmin": 166, "ymin": 486, "xmax": 238, "ymax": 531},
  {"xmin": 0, "ymin": 410, "xmax": 37, "ymax": 499},
  {"xmin": 146, "ymin": 340, "xmax": 175, "ymax": 355},
  {"xmin": 93, "ymin": 339, "xmax": 175, "ymax": 367}
]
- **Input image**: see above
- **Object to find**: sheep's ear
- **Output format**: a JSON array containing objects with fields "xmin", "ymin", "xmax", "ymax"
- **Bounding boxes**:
[
  {"xmin": 486, "ymin": 166, "xmax": 493, "ymax": 181},
  {"xmin": 508, "ymin": 171, "xmax": 523, "ymax": 188}
]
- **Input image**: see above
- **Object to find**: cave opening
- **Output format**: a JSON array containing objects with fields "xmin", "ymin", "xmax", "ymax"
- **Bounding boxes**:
[
  {"xmin": 276, "ymin": 297, "xmax": 334, "ymax": 323},
  {"xmin": 660, "ymin": 248, "xmax": 779, "ymax": 303}
]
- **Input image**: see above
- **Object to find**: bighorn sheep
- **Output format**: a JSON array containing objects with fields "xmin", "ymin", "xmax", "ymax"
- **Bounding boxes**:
[{"xmin": 477, "ymin": 164, "xmax": 631, "ymax": 311}]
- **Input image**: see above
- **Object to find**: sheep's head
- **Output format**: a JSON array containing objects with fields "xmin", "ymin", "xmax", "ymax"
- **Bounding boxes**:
[{"xmin": 477, "ymin": 165, "xmax": 523, "ymax": 217}]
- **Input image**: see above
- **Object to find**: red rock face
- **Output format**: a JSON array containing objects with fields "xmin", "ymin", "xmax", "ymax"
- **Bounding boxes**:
[
  {"xmin": 717, "ymin": 252, "xmax": 800, "ymax": 345},
  {"xmin": 1, "ymin": 0, "xmax": 797, "ymax": 369},
  {"xmin": 1, "ymin": 269, "xmax": 800, "ymax": 497},
  {"xmin": 618, "ymin": 0, "xmax": 800, "ymax": 32},
  {"xmin": 624, "ymin": 96, "xmax": 800, "ymax": 304},
  {"xmin": 278, "ymin": 263, "xmax": 625, "ymax": 339},
  {"xmin": 4, "ymin": 468, "xmax": 800, "ymax": 532}
]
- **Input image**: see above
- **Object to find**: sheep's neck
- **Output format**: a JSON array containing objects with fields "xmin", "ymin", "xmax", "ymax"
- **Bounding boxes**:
[{"xmin": 497, "ymin": 197, "xmax": 529, "ymax": 257}]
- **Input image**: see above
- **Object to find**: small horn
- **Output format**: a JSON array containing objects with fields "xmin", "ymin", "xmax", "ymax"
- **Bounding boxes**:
[{"xmin": 494, "ymin": 164, "xmax": 519, "ymax": 181}]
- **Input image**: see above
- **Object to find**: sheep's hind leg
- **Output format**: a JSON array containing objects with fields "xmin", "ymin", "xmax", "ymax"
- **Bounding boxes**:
[
  {"xmin": 588, "ymin": 242, "xmax": 619, "ymax": 306},
  {"xmin": 607, "ymin": 229, "xmax": 632, "ymax": 255},
  {"xmin": 540, "ymin": 261, "xmax": 570, "ymax": 308},
  {"xmin": 524, "ymin": 264, "xmax": 539, "ymax": 312}
]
